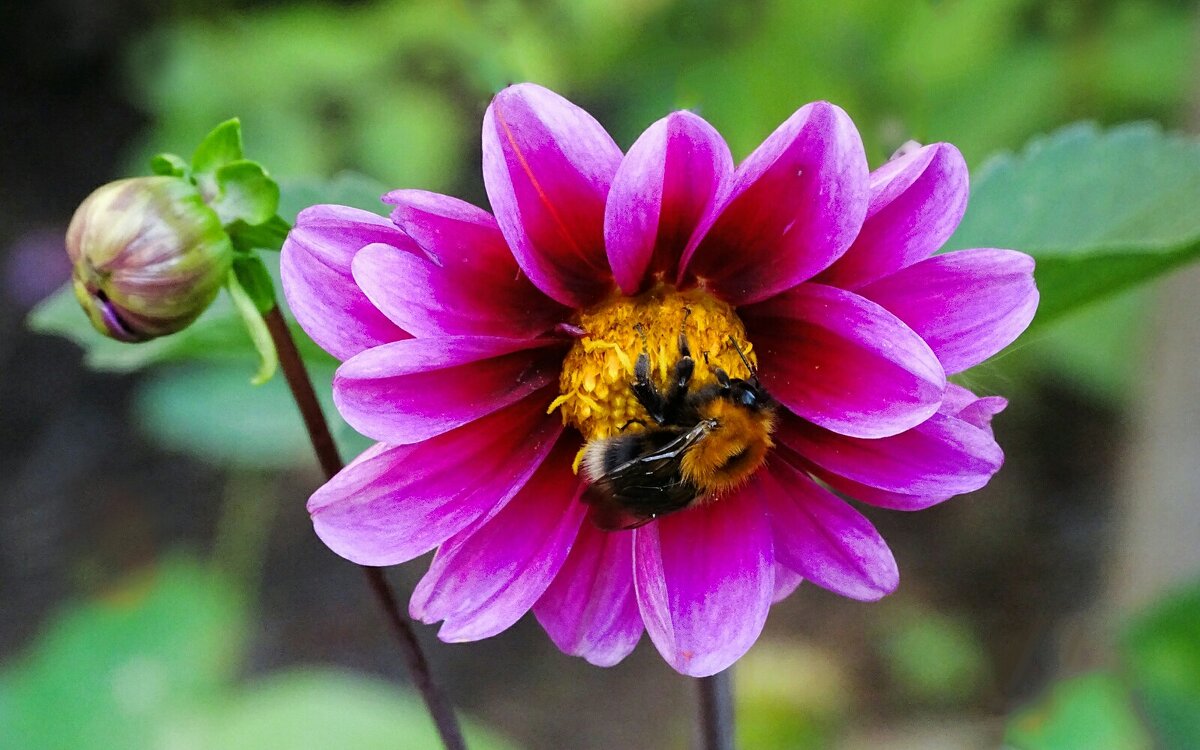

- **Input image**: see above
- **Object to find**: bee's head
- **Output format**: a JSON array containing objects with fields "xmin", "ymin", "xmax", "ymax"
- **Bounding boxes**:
[{"xmin": 715, "ymin": 369, "xmax": 774, "ymax": 413}]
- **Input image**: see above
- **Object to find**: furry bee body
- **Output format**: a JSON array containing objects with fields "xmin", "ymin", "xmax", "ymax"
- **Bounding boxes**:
[{"xmin": 581, "ymin": 335, "xmax": 776, "ymax": 530}]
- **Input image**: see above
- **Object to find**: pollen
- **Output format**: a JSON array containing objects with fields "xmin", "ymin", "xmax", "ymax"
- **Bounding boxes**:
[{"xmin": 552, "ymin": 286, "xmax": 757, "ymax": 442}]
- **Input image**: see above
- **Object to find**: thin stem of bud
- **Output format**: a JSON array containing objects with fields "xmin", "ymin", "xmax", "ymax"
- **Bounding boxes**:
[
  {"xmin": 697, "ymin": 670, "xmax": 735, "ymax": 750},
  {"xmin": 263, "ymin": 305, "xmax": 467, "ymax": 750}
]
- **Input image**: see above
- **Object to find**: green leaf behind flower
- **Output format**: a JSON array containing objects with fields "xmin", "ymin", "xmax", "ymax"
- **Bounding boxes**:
[
  {"xmin": 947, "ymin": 122, "xmax": 1200, "ymax": 327},
  {"xmin": 276, "ymin": 171, "xmax": 391, "ymax": 222}
]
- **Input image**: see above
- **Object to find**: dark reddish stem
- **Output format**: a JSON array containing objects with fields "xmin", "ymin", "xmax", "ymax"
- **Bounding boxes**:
[
  {"xmin": 263, "ymin": 305, "xmax": 467, "ymax": 750},
  {"xmin": 697, "ymin": 670, "xmax": 735, "ymax": 750}
]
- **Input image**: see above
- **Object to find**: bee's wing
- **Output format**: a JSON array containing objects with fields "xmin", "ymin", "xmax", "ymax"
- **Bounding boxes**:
[{"xmin": 583, "ymin": 422, "xmax": 711, "ymax": 531}]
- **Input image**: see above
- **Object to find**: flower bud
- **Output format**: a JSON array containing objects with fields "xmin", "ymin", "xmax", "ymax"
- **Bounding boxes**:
[{"xmin": 66, "ymin": 176, "xmax": 233, "ymax": 342}]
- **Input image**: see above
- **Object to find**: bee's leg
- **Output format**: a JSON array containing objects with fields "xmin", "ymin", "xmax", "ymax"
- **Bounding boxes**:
[
  {"xmin": 712, "ymin": 366, "xmax": 731, "ymax": 389},
  {"xmin": 631, "ymin": 349, "xmax": 667, "ymax": 424},
  {"xmin": 663, "ymin": 332, "xmax": 695, "ymax": 420}
]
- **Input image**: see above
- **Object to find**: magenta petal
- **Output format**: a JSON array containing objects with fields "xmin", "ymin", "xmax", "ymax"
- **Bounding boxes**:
[
  {"xmin": 334, "ymin": 336, "xmax": 566, "ymax": 444},
  {"xmin": 482, "ymin": 83, "xmax": 621, "ymax": 308},
  {"xmin": 858, "ymin": 249, "xmax": 1039, "ymax": 375},
  {"xmin": 605, "ymin": 111, "xmax": 732, "ymax": 294},
  {"xmin": 678, "ymin": 101, "xmax": 869, "ymax": 305},
  {"xmin": 759, "ymin": 458, "xmax": 899, "ymax": 601},
  {"xmin": 819, "ymin": 143, "xmax": 969, "ymax": 289},
  {"xmin": 773, "ymin": 565, "xmax": 805, "ymax": 603},
  {"xmin": 799, "ymin": 384, "xmax": 1007, "ymax": 510},
  {"xmin": 634, "ymin": 488, "xmax": 774, "ymax": 677},
  {"xmin": 535, "ymin": 522, "xmax": 643, "ymax": 667},
  {"xmin": 280, "ymin": 204, "xmax": 410, "ymax": 360},
  {"xmin": 805, "ymin": 459, "xmax": 952, "ymax": 512},
  {"xmin": 744, "ymin": 283, "xmax": 946, "ymax": 438},
  {"xmin": 351, "ymin": 243, "xmax": 565, "ymax": 339},
  {"xmin": 777, "ymin": 397, "xmax": 1004, "ymax": 498},
  {"xmin": 382, "ymin": 189, "xmax": 513, "ymax": 271},
  {"xmin": 308, "ymin": 389, "xmax": 563, "ymax": 566},
  {"xmin": 410, "ymin": 439, "xmax": 587, "ymax": 642}
]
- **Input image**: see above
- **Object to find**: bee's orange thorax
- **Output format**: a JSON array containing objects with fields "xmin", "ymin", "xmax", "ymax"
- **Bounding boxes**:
[{"xmin": 680, "ymin": 399, "xmax": 775, "ymax": 496}]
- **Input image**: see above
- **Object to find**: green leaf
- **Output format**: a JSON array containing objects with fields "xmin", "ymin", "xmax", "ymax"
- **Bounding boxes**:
[
  {"xmin": 947, "ymin": 123, "xmax": 1200, "ymax": 327},
  {"xmin": 225, "ymin": 271, "xmax": 277, "ymax": 384},
  {"xmin": 1121, "ymin": 583, "xmax": 1200, "ymax": 749},
  {"xmin": 191, "ymin": 118, "xmax": 245, "ymax": 175},
  {"xmin": 149, "ymin": 152, "xmax": 188, "ymax": 177},
  {"xmin": 277, "ymin": 171, "xmax": 390, "ymax": 222},
  {"xmin": 0, "ymin": 557, "xmax": 246, "ymax": 750},
  {"xmin": 211, "ymin": 160, "xmax": 281, "ymax": 226},
  {"xmin": 133, "ymin": 362, "xmax": 339, "ymax": 469},
  {"xmin": 231, "ymin": 255, "xmax": 278, "ymax": 314},
  {"xmin": 1005, "ymin": 673, "xmax": 1152, "ymax": 750},
  {"xmin": 228, "ymin": 214, "xmax": 292, "ymax": 252},
  {"xmin": 184, "ymin": 669, "xmax": 519, "ymax": 750}
]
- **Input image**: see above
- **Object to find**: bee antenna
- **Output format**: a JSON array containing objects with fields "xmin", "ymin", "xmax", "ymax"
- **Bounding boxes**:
[
  {"xmin": 634, "ymin": 322, "xmax": 649, "ymax": 349},
  {"xmin": 728, "ymin": 335, "xmax": 757, "ymax": 377}
]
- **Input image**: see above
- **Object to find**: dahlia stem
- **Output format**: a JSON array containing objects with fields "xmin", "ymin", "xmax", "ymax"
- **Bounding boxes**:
[
  {"xmin": 697, "ymin": 670, "xmax": 735, "ymax": 750},
  {"xmin": 262, "ymin": 305, "xmax": 468, "ymax": 750}
]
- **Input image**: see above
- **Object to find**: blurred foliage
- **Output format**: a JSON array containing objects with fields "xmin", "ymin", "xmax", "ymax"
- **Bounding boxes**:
[
  {"xmin": 1006, "ymin": 673, "xmax": 1152, "ymax": 750},
  {"xmin": 877, "ymin": 608, "xmax": 989, "ymax": 707},
  {"xmin": 126, "ymin": 0, "xmax": 1196, "ymax": 177},
  {"xmin": 0, "ymin": 558, "xmax": 516, "ymax": 750},
  {"xmin": 1121, "ymin": 583, "xmax": 1200, "ymax": 748},
  {"xmin": 735, "ymin": 640, "xmax": 848, "ymax": 749},
  {"xmin": 1004, "ymin": 581, "xmax": 1200, "ymax": 750}
]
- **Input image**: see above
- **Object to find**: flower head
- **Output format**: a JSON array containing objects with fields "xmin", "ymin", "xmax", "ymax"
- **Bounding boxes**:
[
  {"xmin": 281, "ymin": 84, "xmax": 1037, "ymax": 676},
  {"xmin": 67, "ymin": 176, "xmax": 233, "ymax": 341}
]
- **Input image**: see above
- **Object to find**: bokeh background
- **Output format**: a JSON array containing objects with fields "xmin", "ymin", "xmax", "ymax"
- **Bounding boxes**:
[{"xmin": 3, "ymin": 1, "xmax": 1200, "ymax": 748}]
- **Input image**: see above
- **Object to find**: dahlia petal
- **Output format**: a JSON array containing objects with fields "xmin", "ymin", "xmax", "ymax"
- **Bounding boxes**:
[
  {"xmin": 482, "ymin": 83, "xmax": 621, "ymax": 307},
  {"xmin": 858, "ymin": 249, "xmax": 1039, "ymax": 375},
  {"xmin": 534, "ymin": 521, "xmax": 643, "ymax": 667},
  {"xmin": 307, "ymin": 389, "xmax": 563, "ymax": 566},
  {"xmin": 382, "ymin": 189, "xmax": 513, "ymax": 272},
  {"xmin": 804, "ymin": 459, "xmax": 952, "ymax": 512},
  {"xmin": 759, "ymin": 457, "xmax": 899, "ymax": 601},
  {"xmin": 819, "ymin": 143, "xmax": 969, "ymax": 289},
  {"xmin": 953, "ymin": 395, "xmax": 1008, "ymax": 435},
  {"xmin": 410, "ymin": 439, "xmax": 587, "ymax": 642},
  {"xmin": 634, "ymin": 489, "xmax": 774, "ymax": 677},
  {"xmin": 678, "ymin": 101, "xmax": 869, "ymax": 305},
  {"xmin": 280, "ymin": 204, "xmax": 410, "ymax": 360},
  {"xmin": 351, "ymin": 243, "xmax": 565, "ymax": 339},
  {"xmin": 744, "ymin": 283, "xmax": 946, "ymax": 438},
  {"xmin": 776, "ymin": 398, "xmax": 1004, "ymax": 498},
  {"xmin": 605, "ymin": 111, "xmax": 732, "ymax": 294},
  {"xmin": 773, "ymin": 565, "xmax": 805, "ymax": 603},
  {"xmin": 334, "ymin": 336, "xmax": 566, "ymax": 444}
]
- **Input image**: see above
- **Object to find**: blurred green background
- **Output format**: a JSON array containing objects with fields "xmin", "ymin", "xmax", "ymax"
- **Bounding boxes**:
[{"xmin": 3, "ymin": 0, "xmax": 1200, "ymax": 748}]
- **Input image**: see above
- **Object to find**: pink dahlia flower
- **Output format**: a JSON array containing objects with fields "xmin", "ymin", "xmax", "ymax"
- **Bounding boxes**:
[{"xmin": 281, "ymin": 83, "xmax": 1037, "ymax": 677}]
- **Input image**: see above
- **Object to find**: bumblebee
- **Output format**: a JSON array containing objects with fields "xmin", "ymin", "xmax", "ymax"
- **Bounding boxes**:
[{"xmin": 581, "ymin": 333, "xmax": 776, "ymax": 530}]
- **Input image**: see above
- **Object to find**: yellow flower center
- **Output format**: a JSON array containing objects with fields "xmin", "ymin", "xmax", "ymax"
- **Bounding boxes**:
[{"xmin": 549, "ymin": 286, "xmax": 757, "ymax": 445}]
